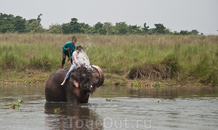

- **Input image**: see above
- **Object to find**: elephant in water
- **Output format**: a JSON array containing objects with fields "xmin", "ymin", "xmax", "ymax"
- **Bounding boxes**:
[{"xmin": 45, "ymin": 65, "xmax": 104, "ymax": 104}]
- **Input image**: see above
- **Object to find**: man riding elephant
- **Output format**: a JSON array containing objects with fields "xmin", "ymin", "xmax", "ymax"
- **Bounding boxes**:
[{"xmin": 61, "ymin": 35, "xmax": 77, "ymax": 71}]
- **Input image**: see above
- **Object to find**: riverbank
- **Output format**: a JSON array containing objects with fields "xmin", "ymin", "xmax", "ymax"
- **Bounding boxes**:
[
  {"xmin": 0, "ymin": 70, "xmax": 217, "ymax": 87},
  {"xmin": 0, "ymin": 33, "xmax": 218, "ymax": 87},
  {"xmin": 0, "ymin": 66, "xmax": 217, "ymax": 88}
]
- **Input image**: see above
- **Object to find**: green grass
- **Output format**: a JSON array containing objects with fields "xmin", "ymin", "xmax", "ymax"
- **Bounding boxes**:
[{"xmin": 0, "ymin": 33, "xmax": 218, "ymax": 86}]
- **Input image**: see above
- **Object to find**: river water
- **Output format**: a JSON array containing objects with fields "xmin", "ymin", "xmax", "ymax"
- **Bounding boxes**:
[{"xmin": 0, "ymin": 85, "xmax": 218, "ymax": 130}]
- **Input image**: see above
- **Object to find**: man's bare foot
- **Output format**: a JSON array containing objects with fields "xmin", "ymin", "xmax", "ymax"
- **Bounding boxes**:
[
  {"xmin": 61, "ymin": 80, "xmax": 65, "ymax": 85},
  {"xmin": 61, "ymin": 68, "xmax": 65, "ymax": 71}
]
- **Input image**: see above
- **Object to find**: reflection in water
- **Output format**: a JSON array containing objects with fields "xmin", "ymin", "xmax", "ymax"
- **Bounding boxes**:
[{"xmin": 44, "ymin": 103, "xmax": 103, "ymax": 130}]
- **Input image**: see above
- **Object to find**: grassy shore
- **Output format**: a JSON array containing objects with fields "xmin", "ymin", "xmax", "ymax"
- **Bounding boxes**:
[{"xmin": 0, "ymin": 33, "xmax": 218, "ymax": 87}]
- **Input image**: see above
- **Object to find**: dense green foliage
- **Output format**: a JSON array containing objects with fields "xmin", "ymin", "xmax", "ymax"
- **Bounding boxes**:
[
  {"xmin": 0, "ymin": 13, "xmax": 44, "ymax": 33},
  {"xmin": 0, "ymin": 13, "xmax": 203, "ymax": 35}
]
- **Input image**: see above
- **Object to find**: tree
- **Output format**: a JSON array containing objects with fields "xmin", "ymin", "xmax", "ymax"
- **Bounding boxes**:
[
  {"xmin": 0, "ymin": 23, "xmax": 15, "ymax": 33},
  {"xmin": 26, "ymin": 20, "xmax": 43, "ymax": 33},
  {"xmin": 79, "ymin": 22, "xmax": 92, "ymax": 34},
  {"xmin": 62, "ymin": 18, "xmax": 85, "ymax": 34},
  {"xmin": 127, "ymin": 25, "xmax": 141, "ymax": 34},
  {"xmin": 103, "ymin": 22, "xmax": 113, "ymax": 35},
  {"xmin": 25, "ymin": 14, "xmax": 45, "ymax": 33},
  {"xmin": 142, "ymin": 23, "xmax": 149, "ymax": 34},
  {"xmin": 98, "ymin": 28, "xmax": 107, "ymax": 35},
  {"xmin": 37, "ymin": 14, "xmax": 42, "ymax": 25},
  {"xmin": 14, "ymin": 16, "xmax": 26, "ymax": 33},
  {"xmin": 62, "ymin": 23, "xmax": 70, "ymax": 34},
  {"xmin": 0, "ymin": 12, "xmax": 205, "ymax": 36},
  {"xmin": 179, "ymin": 30, "xmax": 191, "ymax": 35},
  {"xmin": 147, "ymin": 28, "xmax": 156, "ymax": 34},
  {"xmin": 154, "ymin": 23, "xmax": 166, "ymax": 34},
  {"xmin": 93, "ymin": 22, "xmax": 106, "ymax": 35},
  {"xmin": 190, "ymin": 30, "xmax": 199, "ymax": 35},
  {"xmin": 48, "ymin": 24, "xmax": 62, "ymax": 34},
  {"xmin": 0, "ymin": 13, "xmax": 15, "ymax": 33},
  {"xmin": 69, "ymin": 18, "xmax": 79, "ymax": 33},
  {"xmin": 114, "ymin": 22, "xmax": 128, "ymax": 35},
  {"xmin": 173, "ymin": 31, "xmax": 180, "ymax": 35},
  {"xmin": 165, "ymin": 28, "xmax": 173, "ymax": 34},
  {"xmin": 0, "ymin": 13, "xmax": 28, "ymax": 33}
]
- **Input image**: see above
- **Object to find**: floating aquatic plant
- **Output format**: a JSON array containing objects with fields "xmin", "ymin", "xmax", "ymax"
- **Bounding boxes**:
[
  {"xmin": 3, "ymin": 100, "xmax": 24, "ymax": 109},
  {"xmin": 54, "ymin": 108, "xmax": 61, "ymax": 114},
  {"xmin": 106, "ymin": 98, "xmax": 111, "ymax": 101},
  {"xmin": 106, "ymin": 98, "xmax": 120, "ymax": 102}
]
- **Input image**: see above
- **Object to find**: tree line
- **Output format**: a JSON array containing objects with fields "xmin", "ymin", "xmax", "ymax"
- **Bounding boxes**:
[{"xmin": 0, "ymin": 13, "xmax": 202, "ymax": 35}]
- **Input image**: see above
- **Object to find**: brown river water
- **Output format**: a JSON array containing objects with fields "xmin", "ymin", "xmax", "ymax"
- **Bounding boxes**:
[{"xmin": 0, "ymin": 85, "xmax": 218, "ymax": 130}]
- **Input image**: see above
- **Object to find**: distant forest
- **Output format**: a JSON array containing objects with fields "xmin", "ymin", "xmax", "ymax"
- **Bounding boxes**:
[{"xmin": 0, "ymin": 13, "xmax": 202, "ymax": 35}]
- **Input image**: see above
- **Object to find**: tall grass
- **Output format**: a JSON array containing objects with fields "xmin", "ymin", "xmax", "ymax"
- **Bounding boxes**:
[
  {"xmin": 0, "ymin": 42, "xmax": 59, "ymax": 71},
  {"xmin": 0, "ymin": 33, "xmax": 218, "ymax": 85}
]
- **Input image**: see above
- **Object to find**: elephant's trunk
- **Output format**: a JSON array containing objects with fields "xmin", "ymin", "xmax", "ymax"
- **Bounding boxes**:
[{"xmin": 91, "ymin": 65, "xmax": 104, "ymax": 87}]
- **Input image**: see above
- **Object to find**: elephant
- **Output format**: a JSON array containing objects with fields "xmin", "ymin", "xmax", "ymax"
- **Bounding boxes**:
[{"xmin": 45, "ymin": 65, "xmax": 104, "ymax": 104}]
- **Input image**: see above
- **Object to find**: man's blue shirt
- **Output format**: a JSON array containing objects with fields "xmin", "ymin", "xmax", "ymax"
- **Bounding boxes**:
[{"xmin": 62, "ymin": 42, "xmax": 76, "ymax": 57}]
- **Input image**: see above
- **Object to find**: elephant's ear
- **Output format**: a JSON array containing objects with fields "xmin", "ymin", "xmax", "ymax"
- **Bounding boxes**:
[
  {"xmin": 70, "ymin": 78, "xmax": 79, "ymax": 88},
  {"xmin": 91, "ymin": 65, "xmax": 104, "ymax": 87}
]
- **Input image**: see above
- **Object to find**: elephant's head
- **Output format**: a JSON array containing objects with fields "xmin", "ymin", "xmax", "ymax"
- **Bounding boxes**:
[{"xmin": 69, "ymin": 65, "xmax": 104, "ymax": 93}]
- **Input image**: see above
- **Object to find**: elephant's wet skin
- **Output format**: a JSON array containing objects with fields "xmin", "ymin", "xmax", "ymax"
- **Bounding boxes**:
[{"xmin": 45, "ymin": 65, "xmax": 104, "ymax": 104}]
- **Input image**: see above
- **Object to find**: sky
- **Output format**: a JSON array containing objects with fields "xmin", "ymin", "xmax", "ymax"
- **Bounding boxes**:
[{"xmin": 1, "ymin": 0, "xmax": 218, "ymax": 35}]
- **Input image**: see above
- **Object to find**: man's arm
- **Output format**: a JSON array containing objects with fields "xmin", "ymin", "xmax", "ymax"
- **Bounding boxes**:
[{"xmin": 62, "ymin": 43, "xmax": 69, "ymax": 51}]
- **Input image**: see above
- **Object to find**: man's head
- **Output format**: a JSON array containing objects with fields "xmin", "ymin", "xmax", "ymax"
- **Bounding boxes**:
[{"xmin": 71, "ymin": 35, "xmax": 77, "ymax": 44}]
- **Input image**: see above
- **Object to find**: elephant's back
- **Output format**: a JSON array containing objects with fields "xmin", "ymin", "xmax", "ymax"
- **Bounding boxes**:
[
  {"xmin": 46, "ymin": 66, "xmax": 70, "ymax": 85},
  {"xmin": 45, "ymin": 66, "xmax": 70, "ymax": 102}
]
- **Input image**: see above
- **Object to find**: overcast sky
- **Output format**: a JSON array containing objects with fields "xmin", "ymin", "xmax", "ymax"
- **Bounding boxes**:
[{"xmin": 1, "ymin": 0, "xmax": 218, "ymax": 35}]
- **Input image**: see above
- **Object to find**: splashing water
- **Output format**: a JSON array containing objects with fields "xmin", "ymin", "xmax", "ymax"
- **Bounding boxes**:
[{"xmin": 77, "ymin": 50, "xmax": 93, "ymax": 70}]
